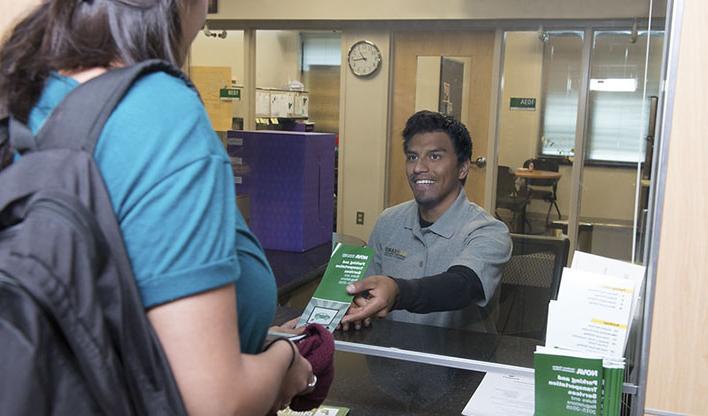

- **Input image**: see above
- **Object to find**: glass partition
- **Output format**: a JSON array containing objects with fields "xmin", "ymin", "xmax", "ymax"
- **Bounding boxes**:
[
  {"xmin": 495, "ymin": 30, "xmax": 584, "ymax": 234},
  {"xmin": 201, "ymin": 2, "xmax": 670, "ymax": 412},
  {"xmin": 577, "ymin": 28, "xmax": 664, "ymax": 263},
  {"xmin": 539, "ymin": 31, "xmax": 585, "ymax": 159}
]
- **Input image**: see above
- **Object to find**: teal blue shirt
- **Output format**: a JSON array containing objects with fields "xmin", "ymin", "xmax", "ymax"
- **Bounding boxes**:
[{"xmin": 29, "ymin": 72, "xmax": 276, "ymax": 353}]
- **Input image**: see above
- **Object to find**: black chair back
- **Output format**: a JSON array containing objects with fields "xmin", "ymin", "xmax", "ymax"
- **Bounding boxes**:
[
  {"xmin": 496, "ymin": 165, "xmax": 517, "ymax": 198},
  {"xmin": 495, "ymin": 234, "xmax": 570, "ymax": 340}
]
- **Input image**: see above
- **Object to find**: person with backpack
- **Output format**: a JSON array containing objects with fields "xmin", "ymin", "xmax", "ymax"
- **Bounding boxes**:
[{"xmin": 0, "ymin": 0, "xmax": 314, "ymax": 414}]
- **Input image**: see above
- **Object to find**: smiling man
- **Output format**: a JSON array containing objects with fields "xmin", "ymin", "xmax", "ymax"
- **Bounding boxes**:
[{"xmin": 342, "ymin": 110, "xmax": 512, "ymax": 331}]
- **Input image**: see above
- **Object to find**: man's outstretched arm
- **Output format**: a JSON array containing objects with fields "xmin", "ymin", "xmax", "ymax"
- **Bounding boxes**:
[{"xmin": 340, "ymin": 266, "xmax": 483, "ymax": 329}]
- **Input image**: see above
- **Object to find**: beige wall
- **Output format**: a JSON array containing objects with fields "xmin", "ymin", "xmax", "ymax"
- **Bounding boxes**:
[
  {"xmin": 645, "ymin": 0, "xmax": 708, "ymax": 413},
  {"xmin": 255, "ymin": 31, "xmax": 301, "ymax": 89},
  {"xmin": 0, "ymin": 0, "xmax": 40, "ymax": 39},
  {"xmin": 337, "ymin": 31, "xmax": 391, "ymax": 241},
  {"xmin": 212, "ymin": 0, "xmax": 659, "ymax": 21},
  {"xmin": 498, "ymin": 32, "xmax": 544, "ymax": 171},
  {"xmin": 579, "ymin": 168, "xmax": 639, "ymax": 220},
  {"xmin": 190, "ymin": 31, "xmax": 246, "ymax": 82}
]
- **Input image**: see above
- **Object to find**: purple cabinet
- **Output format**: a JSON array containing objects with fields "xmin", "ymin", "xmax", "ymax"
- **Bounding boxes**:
[{"xmin": 227, "ymin": 130, "xmax": 335, "ymax": 252}]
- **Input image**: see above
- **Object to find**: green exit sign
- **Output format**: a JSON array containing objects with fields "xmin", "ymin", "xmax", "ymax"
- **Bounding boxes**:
[
  {"xmin": 220, "ymin": 87, "xmax": 241, "ymax": 100},
  {"xmin": 510, "ymin": 97, "xmax": 536, "ymax": 111}
]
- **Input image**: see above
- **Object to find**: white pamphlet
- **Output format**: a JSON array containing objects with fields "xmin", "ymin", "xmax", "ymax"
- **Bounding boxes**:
[
  {"xmin": 545, "ymin": 299, "xmax": 628, "ymax": 358},
  {"xmin": 571, "ymin": 251, "xmax": 645, "ymax": 322},
  {"xmin": 461, "ymin": 373, "xmax": 534, "ymax": 416},
  {"xmin": 547, "ymin": 268, "xmax": 636, "ymax": 357}
]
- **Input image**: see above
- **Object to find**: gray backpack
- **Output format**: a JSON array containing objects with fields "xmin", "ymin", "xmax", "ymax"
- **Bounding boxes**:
[{"xmin": 0, "ymin": 61, "xmax": 187, "ymax": 415}]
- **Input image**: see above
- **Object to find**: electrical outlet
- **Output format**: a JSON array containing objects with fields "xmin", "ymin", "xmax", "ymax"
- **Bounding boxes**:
[{"xmin": 356, "ymin": 211, "xmax": 365, "ymax": 225}]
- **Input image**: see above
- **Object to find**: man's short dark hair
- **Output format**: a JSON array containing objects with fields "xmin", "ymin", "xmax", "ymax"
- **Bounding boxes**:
[{"xmin": 402, "ymin": 110, "xmax": 473, "ymax": 165}]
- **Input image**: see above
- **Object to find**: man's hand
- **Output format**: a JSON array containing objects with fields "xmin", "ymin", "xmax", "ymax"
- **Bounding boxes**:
[{"xmin": 340, "ymin": 275, "xmax": 399, "ymax": 330}]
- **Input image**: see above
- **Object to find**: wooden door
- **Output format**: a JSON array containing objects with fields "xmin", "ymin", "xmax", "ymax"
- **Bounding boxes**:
[{"xmin": 387, "ymin": 30, "xmax": 496, "ymax": 207}]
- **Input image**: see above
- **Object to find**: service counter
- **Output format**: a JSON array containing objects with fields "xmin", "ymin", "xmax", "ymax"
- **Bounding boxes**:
[
  {"xmin": 328, "ymin": 320, "xmax": 539, "ymax": 414},
  {"xmin": 274, "ymin": 307, "xmax": 541, "ymax": 415},
  {"xmin": 324, "ymin": 351, "xmax": 487, "ymax": 415}
]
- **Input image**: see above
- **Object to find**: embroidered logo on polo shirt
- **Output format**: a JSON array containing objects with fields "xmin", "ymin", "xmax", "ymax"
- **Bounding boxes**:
[{"xmin": 384, "ymin": 246, "xmax": 407, "ymax": 260}]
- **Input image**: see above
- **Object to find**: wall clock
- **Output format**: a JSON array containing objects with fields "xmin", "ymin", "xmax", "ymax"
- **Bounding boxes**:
[{"xmin": 347, "ymin": 40, "xmax": 382, "ymax": 77}]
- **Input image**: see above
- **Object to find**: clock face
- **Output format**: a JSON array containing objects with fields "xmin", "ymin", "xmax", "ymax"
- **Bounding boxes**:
[{"xmin": 347, "ymin": 40, "xmax": 382, "ymax": 77}]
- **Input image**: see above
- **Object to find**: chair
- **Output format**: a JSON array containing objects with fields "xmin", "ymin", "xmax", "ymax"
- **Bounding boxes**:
[
  {"xmin": 495, "ymin": 234, "xmax": 570, "ymax": 341},
  {"xmin": 495, "ymin": 165, "xmax": 530, "ymax": 233},
  {"xmin": 522, "ymin": 157, "xmax": 562, "ymax": 225}
]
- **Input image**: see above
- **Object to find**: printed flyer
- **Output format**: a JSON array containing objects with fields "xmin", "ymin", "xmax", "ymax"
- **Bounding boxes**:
[{"xmin": 296, "ymin": 243, "xmax": 373, "ymax": 332}]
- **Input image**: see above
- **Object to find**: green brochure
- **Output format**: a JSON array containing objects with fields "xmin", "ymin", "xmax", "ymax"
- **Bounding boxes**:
[
  {"xmin": 296, "ymin": 243, "xmax": 373, "ymax": 332},
  {"xmin": 278, "ymin": 404, "xmax": 350, "ymax": 416},
  {"xmin": 601, "ymin": 359, "xmax": 625, "ymax": 416},
  {"xmin": 534, "ymin": 346, "xmax": 604, "ymax": 416}
]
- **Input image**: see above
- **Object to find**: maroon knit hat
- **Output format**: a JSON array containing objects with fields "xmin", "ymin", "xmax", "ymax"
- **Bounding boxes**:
[{"xmin": 289, "ymin": 323, "xmax": 335, "ymax": 411}]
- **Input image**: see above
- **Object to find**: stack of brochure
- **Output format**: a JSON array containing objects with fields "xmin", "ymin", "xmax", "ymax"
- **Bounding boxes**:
[
  {"xmin": 535, "ymin": 347, "xmax": 626, "ymax": 416},
  {"xmin": 534, "ymin": 251, "xmax": 645, "ymax": 416}
]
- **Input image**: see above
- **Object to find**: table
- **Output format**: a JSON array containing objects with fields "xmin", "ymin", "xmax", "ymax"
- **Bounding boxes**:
[{"xmin": 514, "ymin": 168, "xmax": 561, "ymax": 180}]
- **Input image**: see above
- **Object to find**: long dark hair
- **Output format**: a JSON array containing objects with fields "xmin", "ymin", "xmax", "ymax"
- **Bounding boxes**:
[{"xmin": 0, "ymin": 0, "xmax": 185, "ymax": 122}]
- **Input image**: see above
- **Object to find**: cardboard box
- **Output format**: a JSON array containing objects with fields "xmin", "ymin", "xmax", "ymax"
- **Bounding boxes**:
[{"xmin": 227, "ymin": 130, "xmax": 335, "ymax": 252}]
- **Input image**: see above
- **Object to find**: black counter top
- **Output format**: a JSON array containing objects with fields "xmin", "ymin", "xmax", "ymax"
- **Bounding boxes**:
[
  {"xmin": 273, "ymin": 309, "xmax": 541, "ymax": 415},
  {"xmin": 323, "ymin": 350, "xmax": 487, "ymax": 415},
  {"xmin": 320, "ymin": 322, "xmax": 541, "ymax": 415},
  {"xmin": 266, "ymin": 234, "xmax": 366, "ymax": 301},
  {"xmin": 266, "ymin": 242, "xmax": 331, "ymax": 298}
]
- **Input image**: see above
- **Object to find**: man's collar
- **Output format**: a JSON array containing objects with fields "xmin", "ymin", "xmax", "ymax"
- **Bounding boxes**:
[{"xmin": 404, "ymin": 189, "xmax": 468, "ymax": 239}]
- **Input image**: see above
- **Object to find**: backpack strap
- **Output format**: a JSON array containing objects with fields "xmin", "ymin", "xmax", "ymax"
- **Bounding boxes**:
[
  {"xmin": 0, "ymin": 117, "xmax": 14, "ymax": 169},
  {"xmin": 35, "ymin": 60, "xmax": 193, "ymax": 154},
  {"xmin": 8, "ymin": 116, "xmax": 36, "ymax": 154}
]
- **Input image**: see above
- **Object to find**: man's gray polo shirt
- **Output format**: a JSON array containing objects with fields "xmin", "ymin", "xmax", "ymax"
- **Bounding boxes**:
[{"xmin": 367, "ymin": 190, "xmax": 512, "ymax": 331}]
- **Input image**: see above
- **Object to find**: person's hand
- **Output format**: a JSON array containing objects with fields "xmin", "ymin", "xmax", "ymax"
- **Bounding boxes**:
[
  {"xmin": 271, "ymin": 345, "xmax": 314, "ymax": 413},
  {"xmin": 338, "ymin": 295, "xmax": 373, "ymax": 331},
  {"xmin": 269, "ymin": 317, "xmax": 305, "ymax": 336},
  {"xmin": 340, "ymin": 275, "xmax": 399, "ymax": 331}
]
